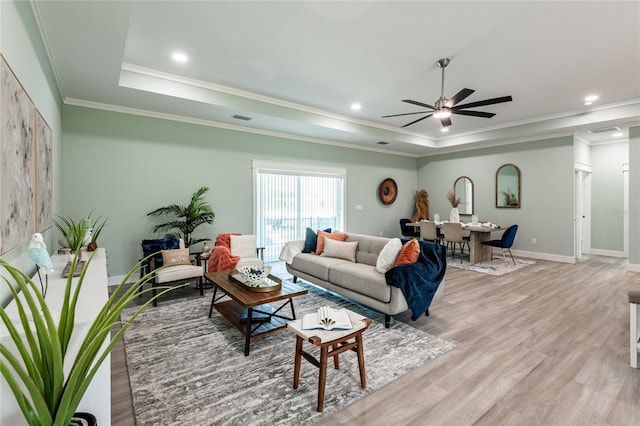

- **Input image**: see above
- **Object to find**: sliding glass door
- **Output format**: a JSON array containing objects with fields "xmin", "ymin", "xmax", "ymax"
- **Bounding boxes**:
[{"xmin": 253, "ymin": 161, "xmax": 346, "ymax": 262}]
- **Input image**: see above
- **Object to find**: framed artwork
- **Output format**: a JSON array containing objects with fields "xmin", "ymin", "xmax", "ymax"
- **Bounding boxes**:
[
  {"xmin": 35, "ymin": 110, "xmax": 52, "ymax": 232},
  {"xmin": 0, "ymin": 55, "xmax": 37, "ymax": 255}
]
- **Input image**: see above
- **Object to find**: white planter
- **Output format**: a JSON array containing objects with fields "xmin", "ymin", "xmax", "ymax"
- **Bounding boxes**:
[{"xmin": 450, "ymin": 207, "xmax": 460, "ymax": 223}]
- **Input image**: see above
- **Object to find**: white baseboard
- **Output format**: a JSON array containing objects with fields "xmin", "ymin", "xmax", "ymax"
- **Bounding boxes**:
[
  {"xmin": 511, "ymin": 249, "xmax": 576, "ymax": 264},
  {"xmin": 589, "ymin": 248, "xmax": 627, "ymax": 258},
  {"xmin": 108, "ymin": 274, "xmax": 138, "ymax": 286},
  {"xmin": 629, "ymin": 263, "xmax": 640, "ymax": 273}
]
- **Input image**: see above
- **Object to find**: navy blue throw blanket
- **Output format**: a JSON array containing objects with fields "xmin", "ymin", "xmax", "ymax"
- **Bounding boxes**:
[{"xmin": 385, "ymin": 239, "xmax": 447, "ymax": 321}]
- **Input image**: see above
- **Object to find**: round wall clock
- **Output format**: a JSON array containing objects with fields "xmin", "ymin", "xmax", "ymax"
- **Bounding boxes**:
[{"xmin": 379, "ymin": 178, "xmax": 398, "ymax": 205}]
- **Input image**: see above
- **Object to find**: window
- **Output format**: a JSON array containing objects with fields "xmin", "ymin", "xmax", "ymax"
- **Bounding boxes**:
[{"xmin": 253, "ymin": 160, "xmax": 346, "ymax": 262}]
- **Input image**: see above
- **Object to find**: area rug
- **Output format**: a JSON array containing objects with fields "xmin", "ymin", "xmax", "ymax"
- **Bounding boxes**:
[
  {"xmin": 447, "ymin": 255, "xmax": 535, "ymax": 276},
  {"xmin": 120, "ymin": 283, "xmax": 455, "ymax": 425}
]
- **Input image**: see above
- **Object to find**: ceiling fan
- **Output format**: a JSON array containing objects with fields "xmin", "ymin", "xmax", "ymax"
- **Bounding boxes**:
[{"xmin": 383, "ymin": 58, "xmax": 513, "ymax": 128}]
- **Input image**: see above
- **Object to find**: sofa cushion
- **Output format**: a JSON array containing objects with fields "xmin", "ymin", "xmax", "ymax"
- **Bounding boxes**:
[
  {"xmin": 316, "ymin": 231, "xmax": 348, "ymax": 255},
  {"xmin": 395, "ymin": 238, "xmax": 420, "ymax": 265},
  {"xmin": 155, "ymin": 264, "xmax": 202, "ymax": 283},
  {"xmin": 345, "ymin": 233, "xmax": 391, "ymax": 266},
  {"xmin": 321, "ymin": 238, "xmax": 359, "ymax": 262},
  {"xmin": 290, "ymin": 253, "xmax": 348, "ymax": 281},
  {"xmin": 329, "ymin": 262, "xmax": 391, "ymax": 303},
  {"xmin": 302, "ymin": 227, "xmax": 331, "ymax": 253},
  {"xmin": 376, "ymin": 238, "xmax": 403, "ymax": 273}
]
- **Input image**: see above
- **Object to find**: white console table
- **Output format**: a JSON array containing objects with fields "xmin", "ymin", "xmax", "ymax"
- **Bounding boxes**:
[{"xmin": 0, "ymin": 249, "xmax": 111, "ymax": 425}]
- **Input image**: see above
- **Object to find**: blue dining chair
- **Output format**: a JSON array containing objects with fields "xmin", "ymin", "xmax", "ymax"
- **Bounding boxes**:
[
  {"xmin": 481, "ymin": 224, "xmax": 518, "ymax": 267},
  {"xmin": 399, "ymin": 218, "xmax": 420, "ymax": 238}
]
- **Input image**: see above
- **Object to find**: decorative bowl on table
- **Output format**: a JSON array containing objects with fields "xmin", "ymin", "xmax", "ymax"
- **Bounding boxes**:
[{"xmin": 237, "ymin": 264, "xmax": 272, "ymax": 285}]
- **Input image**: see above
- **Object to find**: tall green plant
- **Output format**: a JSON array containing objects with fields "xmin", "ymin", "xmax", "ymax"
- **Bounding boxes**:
[
  {"xmin": 52, "ymin": 216, "xmax": 86, "ymax": 252},
  {"xmin": 147, "ymin": 186, "xmax": 215, "ymax": 247},
  {"xmin": 0, "ymin": 252, "xmax": 182, "ymax": 426}
]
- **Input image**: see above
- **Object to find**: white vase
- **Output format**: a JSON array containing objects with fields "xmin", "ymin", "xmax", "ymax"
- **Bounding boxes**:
[{"xmin": 450, "ymin": 207, "xmax": 460, "ymax": 223}]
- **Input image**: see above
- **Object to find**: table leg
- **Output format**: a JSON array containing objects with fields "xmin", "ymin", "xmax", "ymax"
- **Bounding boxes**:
[
  {"xmin": 356, "ymin": 334, "xmax": 367, "ymax": 389},
  {"xmin": 208, "ymin": 286, "xmax": 218, "ymax": 318},
  {"xmin": 469, "ymin": 231, "xmax": 491, "ymax": 264},
  {"xmin": 244, "ymin": 307, "xmax": 253, "ymax": 356},
  {"xmin": 293, "ymin": 336, "xmax": 303, "ymax": 388},
  {"xmin": 317, "ymin": 346, "xmax": 328, "ymax": 412}
]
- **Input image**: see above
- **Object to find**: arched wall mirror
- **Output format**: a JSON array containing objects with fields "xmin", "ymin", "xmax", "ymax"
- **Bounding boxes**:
[
  {"xmin": 496, "ymin": 164, "xmax": 521, "ymax": 208},
  {"xmin": 454, "ymin": 176, "xmax": 474, "ymax": 215}
]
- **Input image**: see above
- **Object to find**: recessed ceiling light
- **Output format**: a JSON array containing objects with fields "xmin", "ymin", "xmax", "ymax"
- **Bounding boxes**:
[
  {"xmin": 171, "ymin": 52, "xmax": 189, "ymax": 63},
  {"xmin": 612, "ymin": 132, "xmax": 623, "ymax": 137},
  {"xmin": 440, "ymin": 127, "xmax": 449, "ymax": 133},
  {"xmin": 350, "ymin": 102, "xmax": 362, "ymax": 111},
  {"xmin": 584, "ymin": 94, "xmax": 598, "ymax": 105}
]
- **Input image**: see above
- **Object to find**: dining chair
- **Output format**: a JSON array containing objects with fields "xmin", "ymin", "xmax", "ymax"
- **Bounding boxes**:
[
  {"xmin": 419, "ymin": 221, "xmax": 442, "ymax": 244},
  {"xmin": 481, "ymin": 224, "xmax": 519, "ymax": 267},
  {"xmin": 442, "ymin": 222, "xmax": 470, "ymax": 263},
  {"xmin": 399, "ymin": 218, "xmax": 420, "ymax": 238}
]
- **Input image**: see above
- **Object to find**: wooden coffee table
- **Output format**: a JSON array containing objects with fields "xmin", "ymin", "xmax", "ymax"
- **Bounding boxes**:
[{"xmin": 205, "ymin": 270, "xmax": 308, "ymax": 356}]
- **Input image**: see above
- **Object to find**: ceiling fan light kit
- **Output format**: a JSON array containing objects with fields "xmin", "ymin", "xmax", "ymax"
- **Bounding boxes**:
[{"xmin": 383, "ymin": 58, "xmax": 513, "ymax": 128}]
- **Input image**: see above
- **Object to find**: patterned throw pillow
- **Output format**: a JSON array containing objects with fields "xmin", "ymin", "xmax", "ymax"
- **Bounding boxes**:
[
  {"xmin": 394, "ymin": 238, "xmax": 420, "ymax": 265},
  {"xmin": 315, "ymin": 231, "xmax": 348, "ymax": 255},
  {"xmin": 161, "ymin": 248, "xmax": 191, "ymax": 266},
  {"xmin": 320, "ymin": 238, "xmax": 359, "ymax": 262},
  {"xmin": 376, "ymin": 238, "xmax": 403, "ymax": 273}
]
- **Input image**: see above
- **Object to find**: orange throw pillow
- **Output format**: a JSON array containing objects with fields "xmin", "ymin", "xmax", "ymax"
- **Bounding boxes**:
[
  {"xmin": 315, "ymin": 231, "xmax": 348, "ymax": 255},
  {"xmin": 395, "ymin": 239, "xmax": 420, "ymax": 265}
]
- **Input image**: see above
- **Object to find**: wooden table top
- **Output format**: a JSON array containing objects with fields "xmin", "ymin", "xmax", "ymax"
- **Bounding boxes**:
[{"xmin": 204, "ymin": 270, "xmax": 308, "ymax": 308}]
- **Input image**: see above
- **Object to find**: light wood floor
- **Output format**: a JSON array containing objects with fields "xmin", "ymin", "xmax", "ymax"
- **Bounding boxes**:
[{"xmin": 112, "ymin": 255, "xmax": 640, "ymax": 425}]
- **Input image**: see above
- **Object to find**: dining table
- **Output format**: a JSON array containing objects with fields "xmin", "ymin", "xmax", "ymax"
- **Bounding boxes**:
[{"xmin": 410, "ymin": 221, "xmax": 503, "ymax": 264}]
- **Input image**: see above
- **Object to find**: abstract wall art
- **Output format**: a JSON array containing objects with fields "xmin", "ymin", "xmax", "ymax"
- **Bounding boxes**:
[{"xmin": 0, "ymin": 55, "xmax": 39, "ymax": 255}]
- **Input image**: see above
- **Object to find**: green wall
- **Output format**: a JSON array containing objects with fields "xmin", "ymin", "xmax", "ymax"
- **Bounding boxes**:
[
  {"xmin": 61, "ymin": 106, "xmax": 418, "ymax": 276},
  {"xmin": 417, "ymin": 137, "xmax": 575, "ymax": 257},
  {"xmin": 0, "ymin": 0, "xmax": 63, "ymax": 305},
  {"xmin": 629, "ymin": 126, "xmax": 640, "ymax": 267},
  {"xmin": 590, "ymin": 142, "xmax": 628, "ymax": 252}
]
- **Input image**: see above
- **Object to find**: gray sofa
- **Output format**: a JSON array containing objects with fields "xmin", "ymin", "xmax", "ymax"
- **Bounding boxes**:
[{"xmin": 279, "ymin": 232, "xmax": 445, "ymax": 328}]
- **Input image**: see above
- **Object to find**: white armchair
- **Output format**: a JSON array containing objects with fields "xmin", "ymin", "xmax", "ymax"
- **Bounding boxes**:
[{"xmin": 141, "ymin": 237, "xmax": 204, "ymax": 306}]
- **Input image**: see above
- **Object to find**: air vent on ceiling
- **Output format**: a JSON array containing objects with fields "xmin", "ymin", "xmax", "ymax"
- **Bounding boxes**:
[
  {"xmin": 232, "ymin": 114, "xmax": 252, "ymax": 121},
  {"xmin": 588, "ymin": 126, "xmax": 620, "ymax": 134},
  {"xmin": 377, "ymin": 141, "xmax": 390, "ymax": 145}
]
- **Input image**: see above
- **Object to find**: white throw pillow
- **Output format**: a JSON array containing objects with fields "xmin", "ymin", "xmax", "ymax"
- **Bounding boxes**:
[
  {"xmin": 320, "ymin": 238, "xmax": 359, "ymax": 262},
  {"xmin": 230, "ymin": 234, "xmax": 257, "ymax": 259},
  {"xmin": 376, "ymin": 238, "xmax": 403, "ymax": 273}
]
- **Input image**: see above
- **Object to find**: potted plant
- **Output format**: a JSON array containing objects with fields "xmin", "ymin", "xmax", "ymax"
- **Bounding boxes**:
[
  {"xmin": 147, "ymin": 186, "xmax": 215, "ymax": 247},
  {"xmin": 52, "ymin": 215, "xmax": 86, "ymax": 252},
  {"xmin": 0, "ymin": 252, "xmax": 181, "ymax": 426},
  {"xmin": 86, "ymin": 215, "xmax": 108, "ymax": 252}
]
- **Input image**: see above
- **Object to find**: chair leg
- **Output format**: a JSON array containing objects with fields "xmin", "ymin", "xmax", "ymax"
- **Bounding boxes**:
[
  {"xmin": 502, "ymin": 249, "xmax": 508, "ymax": 268},
  {"xmin": 508, "ymin": 248, "xmax": 516, "ymax": 265},
  {"xmin": 198, "ymin": 277, "xmax": 204, "ymax": 296}
]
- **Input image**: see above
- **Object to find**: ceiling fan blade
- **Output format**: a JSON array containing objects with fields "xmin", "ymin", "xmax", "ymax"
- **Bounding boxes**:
[
  {"xmin": 445, "ymin": 88, "xmax": 475, "ymax": 108},
  {"xmin": 402, "ymin": 99, "xmax": 436, "ymax": 110},
  {"xmin": 440, "ymin": 117, "xmax": 452, "ymax": 127},
  {"xmin": 401, "ymin": 114, "xmax": 433, "ymax": 128},
  {"xmin": 382, "ymin": 111, "xmax": 431, "ymax": 118},
  {"xmin": 454, "ymin": 96, "xmax": 513, "ymax": 110},
  {"xmin": 452, "ymin": 110, "xmax": 496, "ymax": 118}
]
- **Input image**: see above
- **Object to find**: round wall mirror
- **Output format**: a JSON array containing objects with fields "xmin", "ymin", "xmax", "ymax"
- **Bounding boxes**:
[
  {"xmin": 496, "ymin": 164, "xmax": 521, "ymax": 208},
  {"xmin": 454, "ymin": 176, "xmax": 474, "ymax": 215}
]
